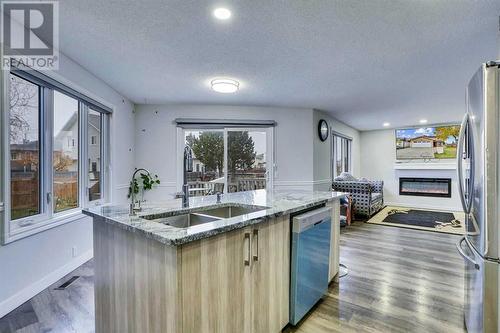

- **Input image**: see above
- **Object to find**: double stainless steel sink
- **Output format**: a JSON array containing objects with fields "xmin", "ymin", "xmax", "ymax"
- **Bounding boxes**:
[{"xmin": 142, "ymin": 204, "xmax": 268, "ymax": 228}]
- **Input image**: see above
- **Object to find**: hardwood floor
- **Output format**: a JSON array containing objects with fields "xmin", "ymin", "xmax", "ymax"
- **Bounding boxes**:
[
  {"xmin": 0, "ymin": 261, "xmax": 95, "ymax": 333},
  {"xmin": 0, "ymin": 222, "xmax": 466, "ymax": 333}
]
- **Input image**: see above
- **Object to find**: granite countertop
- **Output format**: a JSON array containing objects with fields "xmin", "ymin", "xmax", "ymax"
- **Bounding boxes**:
[{"xmin": 83, "ymin": 189, "xmax": 346, "ymax": 246}]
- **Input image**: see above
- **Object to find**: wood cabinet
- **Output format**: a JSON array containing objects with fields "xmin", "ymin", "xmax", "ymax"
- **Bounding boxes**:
[
  {"xmin": 93, "ymin": 214, "xmax": 291, "ymax": 333},
  {"xmin": 180, "ymin": 214, "xmax": 290, "ymax": 333},
  {"xmin": 180, "ymin": 226, "xmax": 253, "ymax": 333},
  {"xmin": 92, "ymin": 203, "xmax": 342, "ymax": 333},
  {"xmin": 250, "ymin": 215, "xmax": 290, "ymax": 332}
]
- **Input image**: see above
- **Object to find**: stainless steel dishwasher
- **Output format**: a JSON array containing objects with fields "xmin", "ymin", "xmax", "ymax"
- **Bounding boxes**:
[{"xmin": 289, "ymin": 206, "xmax": 332, "ymax": 325}]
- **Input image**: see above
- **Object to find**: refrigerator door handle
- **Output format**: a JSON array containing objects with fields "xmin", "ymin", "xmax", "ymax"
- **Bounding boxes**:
[
  {"xmin": 457, "ymin": 236, "xmax": 480, "ymax": 270},
  {"xmin": 457, "ymin": 113, "xmax": 473, "ymax": 214},
  {"xmin": 468, "ymin": 114, "xmax": 475, "ymax": 214}
]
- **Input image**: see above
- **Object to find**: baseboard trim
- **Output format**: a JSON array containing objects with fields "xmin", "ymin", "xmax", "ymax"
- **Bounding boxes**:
[
  {"xmin": 0, "ymin": 250, "xmax": 93, "ymax": 318},
  {"xmin": 384, "ymin": 201, "xmax": 461, "ymax": 212}
]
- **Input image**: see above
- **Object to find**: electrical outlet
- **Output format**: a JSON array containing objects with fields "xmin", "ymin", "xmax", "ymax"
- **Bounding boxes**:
[{"xmin": 72, "ymin": 246, "xmax": 78, "ymax": 258}]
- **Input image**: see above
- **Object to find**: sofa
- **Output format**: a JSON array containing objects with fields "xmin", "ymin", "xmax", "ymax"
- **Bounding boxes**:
[{"xmin": 332, "ymin": 175, "xmax": 384, "ymax": 218}]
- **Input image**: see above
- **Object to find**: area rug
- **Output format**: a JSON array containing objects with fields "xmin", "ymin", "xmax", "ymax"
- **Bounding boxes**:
[{"xmin": 367, "ymin": 206, "xmax": 465, "ymax": 235}]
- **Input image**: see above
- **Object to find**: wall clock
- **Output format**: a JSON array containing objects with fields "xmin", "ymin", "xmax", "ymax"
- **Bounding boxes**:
[{"xmin": 318, "ymin": 119, "xmax": 329, "ymax": 142}]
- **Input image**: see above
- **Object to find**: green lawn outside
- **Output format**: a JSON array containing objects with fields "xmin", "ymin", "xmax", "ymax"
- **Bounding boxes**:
[{"xmin": 435, "ymin": 146, "xmax": 457, "ymax": 159}]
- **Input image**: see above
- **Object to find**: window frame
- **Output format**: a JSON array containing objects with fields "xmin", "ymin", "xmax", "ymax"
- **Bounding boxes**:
[
  {"xmin": 176, "ymin": 126, "xmax": 275, "ymax": 194},
  {"xmin": 85, "ymin": 106, "xmax": 108, "ymax": 206},
  {"xmin": 2, "ymin": 69, "xmax": 111, "ymax": 244},
  {"xmin": 51, "ymin": 89, "xmax": 82, "ymax": 217},
  {"xmin": 331, "ymin": 131, "xmax": 352, "ymax": 179},
  {"xmin": 5, "ymin": 75, "xmax": 50, "ymax": 230}
]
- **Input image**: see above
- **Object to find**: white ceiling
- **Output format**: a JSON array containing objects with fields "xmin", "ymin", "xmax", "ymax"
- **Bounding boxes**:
[{"xmin": 58, "ymin": 0, "xmax": 500, "ymax": 130}]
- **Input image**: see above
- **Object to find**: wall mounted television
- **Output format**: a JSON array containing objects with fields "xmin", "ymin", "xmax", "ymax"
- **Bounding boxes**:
[{"xmin": 395, "ymin": 124, "xmax": 460, "ymax": 160}]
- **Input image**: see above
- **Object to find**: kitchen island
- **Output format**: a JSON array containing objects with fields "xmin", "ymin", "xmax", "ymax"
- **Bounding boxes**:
[{"xmin": 83, "ymin": 189, "xmax": 344, "ymax": 333}]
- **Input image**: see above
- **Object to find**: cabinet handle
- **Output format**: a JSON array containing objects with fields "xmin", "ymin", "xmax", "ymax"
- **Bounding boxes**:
[
  {"xmin": 253, "ymin": 229, "xmax": 259, "ymax": 262},
  {"xmin": 244, "ymin": 232, "xmax": 251, "ymax": 266}
]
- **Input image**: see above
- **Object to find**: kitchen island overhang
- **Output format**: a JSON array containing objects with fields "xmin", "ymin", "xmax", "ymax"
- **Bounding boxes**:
[{"xmin": 83, "ymin": 189, "xmax": 346, "ymax": 246}]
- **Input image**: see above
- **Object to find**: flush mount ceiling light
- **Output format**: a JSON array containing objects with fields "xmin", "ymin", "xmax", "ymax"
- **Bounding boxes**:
[
  {"xmin": 211, "ymin": 78, "xmax": 239, "ymax": 93},
  {"xmin": 213, "ymin": 7, "xmax": 231, "ymax": 20},
  {"xmin": 383, "ymin": 122, "xmax": 390, "ymax": 127},
  {"xmin": 419, "ymin": 119, "xmax": 428, "ymax": 124}
]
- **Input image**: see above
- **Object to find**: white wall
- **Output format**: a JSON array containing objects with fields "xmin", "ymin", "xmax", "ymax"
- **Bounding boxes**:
[
  {"xmin": 360, "ymin": 130, "xmax": 461, "ymax": 211},
  {"xmin": 134, "ymin": 105, "xmax": 315, "ymax": 196},
  {"xmin": 0, "ymin": 53, "xmax": 135, "ymax": 317},
  {"xmin": 313, "ymin": 110, "xmax": 361, "ymax": 191}
]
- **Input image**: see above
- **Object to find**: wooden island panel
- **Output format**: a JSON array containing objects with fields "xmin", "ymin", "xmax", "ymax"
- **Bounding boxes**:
[{"xmin": 93, "ymin": 217, "xmax": 180, "ymax": 333}]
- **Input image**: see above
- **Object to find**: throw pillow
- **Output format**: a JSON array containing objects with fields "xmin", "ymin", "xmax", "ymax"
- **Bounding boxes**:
[
  {"xmin": 358, "ymin": 177, "xmax": 369, "ymax": 182},
  {"xmin": 334, "ymin": 172, "xmax": 357, "ymax": 182}
]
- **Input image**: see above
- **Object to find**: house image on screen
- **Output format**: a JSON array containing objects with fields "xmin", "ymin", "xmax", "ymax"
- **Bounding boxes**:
[{"xmin": 409, "ymin": 136, "xmax": 445, "ymax": 154}]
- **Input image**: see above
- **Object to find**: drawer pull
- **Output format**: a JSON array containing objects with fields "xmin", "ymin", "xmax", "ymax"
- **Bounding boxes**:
[
  {"xmin": 244, "ymin": 232, "xmax": 251, "ymax": 266},
  {"xmin": 253, "ymin": 229, "xmax": 259, "ymax": 262}
]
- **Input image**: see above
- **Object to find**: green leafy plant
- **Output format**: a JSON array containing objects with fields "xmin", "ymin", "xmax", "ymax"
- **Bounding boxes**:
[{"xmin": 127, "ymin": 173, "xmax": 160, "ymax": 198}]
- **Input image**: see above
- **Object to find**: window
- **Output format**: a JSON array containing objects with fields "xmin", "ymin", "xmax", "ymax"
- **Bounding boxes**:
[
  {"xmin": 11, "ymin": 152, "xmax": 20, "ymax": 160},
  {"xmin": 9, "ymin": 75, "xmax": 41, "ymax": 222},
  {"xmin": 5, "ymin": 71, "xmax": 110, "ymax": 241},
  {"xmin": 332, "ymin": 133, "xmax": 352, "ymax": 178},
  {"xmin": 88, "ymin": 109, "xmax": 102, "ymax": 202},
  {"xmin": 180, "ymin": 127, "xmax": 273, "ymax": 196},
  {"xmin": 184, "ymin": 130, "xmax": 225, "ymax": 196},
  {"xmin": 53, "ymin": 91, "xmax": 79, "ymax": 213},
  {"xmin": 227, "ymin": 129, "xmax": 268, "ymax": 193}
]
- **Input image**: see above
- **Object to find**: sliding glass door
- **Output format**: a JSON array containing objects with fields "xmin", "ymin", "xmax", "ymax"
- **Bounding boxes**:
[
  {"xmin": 180, "ymin": 127, "xmax": 273, "ymax": 196},
  {"xmin": 183, "ymin": 129, "xmax": 225, "ymax": 196},
  {"xmin": 226, "ymin": 128, "xmax": 271, "ymax": 193}
]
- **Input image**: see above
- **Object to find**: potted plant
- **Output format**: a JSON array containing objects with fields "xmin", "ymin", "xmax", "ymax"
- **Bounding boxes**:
[{"xmin": 128, "ymin": 170, "xmax": 160, "ymax": 210}]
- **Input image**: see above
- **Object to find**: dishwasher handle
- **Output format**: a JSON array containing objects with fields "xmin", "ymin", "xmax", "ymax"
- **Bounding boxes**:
[{"xmin": 293, "ymin": 207, "xmax": 332, "ymax": 233}]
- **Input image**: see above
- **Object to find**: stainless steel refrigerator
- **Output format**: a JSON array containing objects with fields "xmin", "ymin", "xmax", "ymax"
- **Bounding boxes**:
[{"xmin": 456, "ymin": 61, "xmax": 500, "ymax": 333}]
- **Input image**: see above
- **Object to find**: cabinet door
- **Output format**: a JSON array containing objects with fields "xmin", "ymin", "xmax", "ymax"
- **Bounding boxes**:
[
  {"xmin": 180, "ymin": 226, "xmax": 253, "ymax": 333},
  {"xmin": 251, "ymin": 215, "xmax": 290, "ymax": 332}
]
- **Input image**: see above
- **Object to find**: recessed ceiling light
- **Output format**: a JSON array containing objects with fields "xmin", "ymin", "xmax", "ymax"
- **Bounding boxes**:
[
  {"xmin": 383, "ymin": 122, "xmax": 390, "ymax": 127},
  {"xmin": 419, "ymin": 119, "xmax": 428, "ymax": 124},
  {"xmin": 213, "ymin": 7, "xmax": 231, "ymax": 20},
  {"xmin": 211, "ymin": 78, "xmax": 239, "ymax": 93}
]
